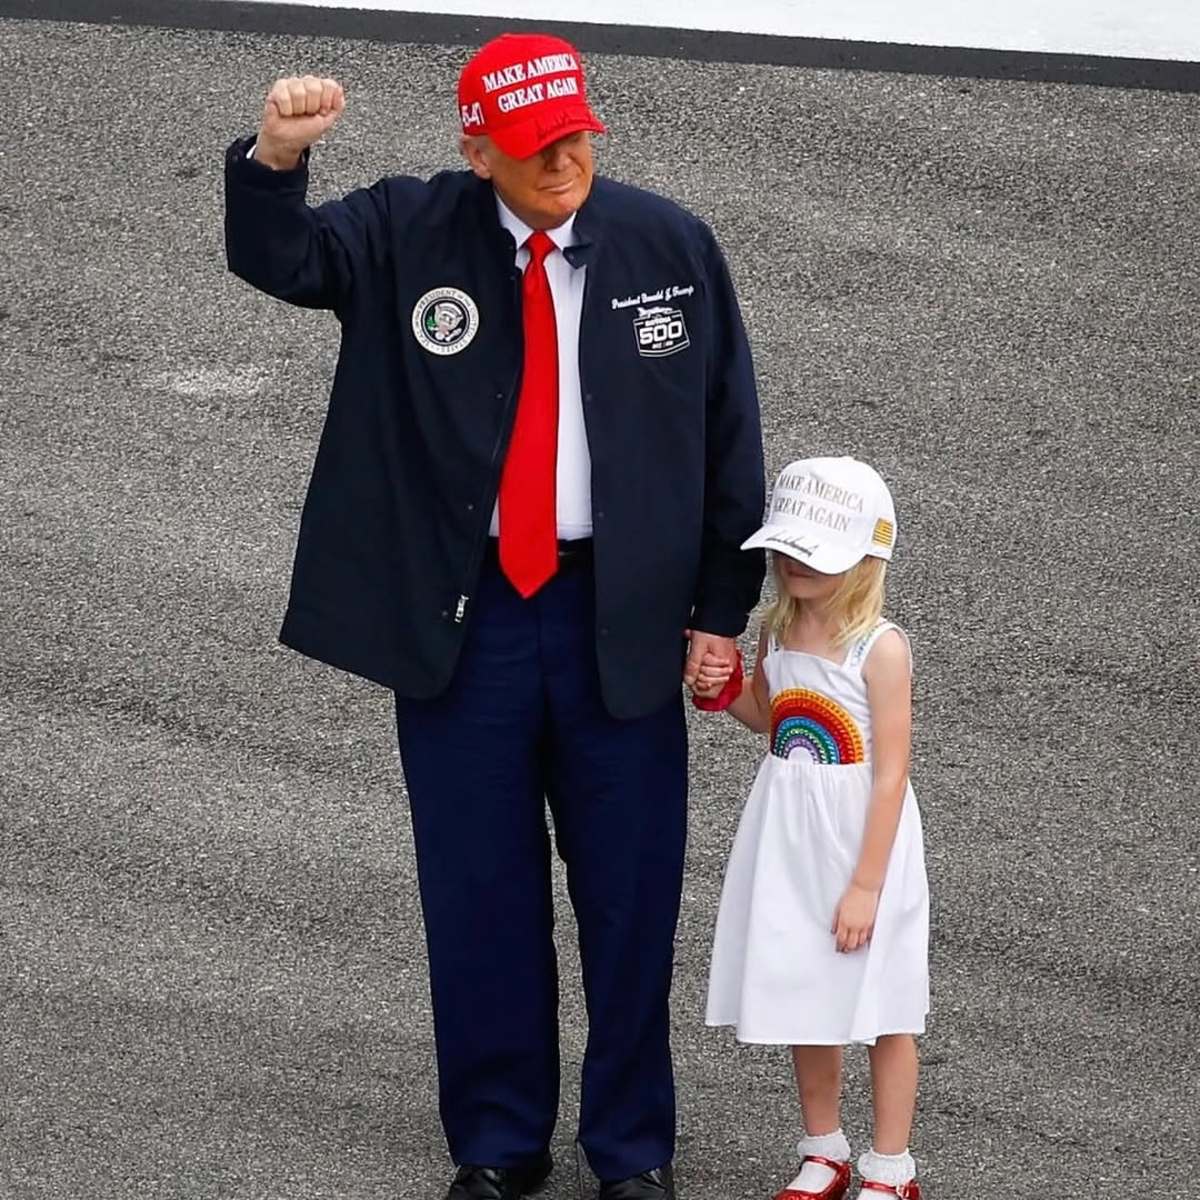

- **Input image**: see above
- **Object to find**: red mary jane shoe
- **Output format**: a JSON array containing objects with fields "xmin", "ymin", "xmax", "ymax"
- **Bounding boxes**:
[
  {"xmin": 774, "ymin": 1156, "xmax": 852, "ymax": 1200},
  {"xmin": 860, "ymin": 1179, "xmax": 921, "ymax": 1199}
]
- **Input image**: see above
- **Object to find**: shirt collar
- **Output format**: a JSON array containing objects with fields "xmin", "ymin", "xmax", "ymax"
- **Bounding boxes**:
[{"xmin": 494, "ymin": 191, "xmax": 579, "ymax": 255}]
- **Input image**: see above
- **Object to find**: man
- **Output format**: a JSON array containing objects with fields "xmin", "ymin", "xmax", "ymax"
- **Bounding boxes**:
[{"xmin": 224, "ymin": 33, "xmax": 764, "ymax": 1200}]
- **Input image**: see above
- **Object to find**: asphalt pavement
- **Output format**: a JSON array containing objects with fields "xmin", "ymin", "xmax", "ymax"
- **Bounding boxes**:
[{"xmin": 1, "ymin": 14, "xmax": 1197, "ymax": 1200}]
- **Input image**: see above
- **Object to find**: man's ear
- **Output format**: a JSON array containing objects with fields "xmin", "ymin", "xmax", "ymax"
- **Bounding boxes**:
[{"xmin": 460, "ymin": 134, "xmax": 492, "ymax": 180}]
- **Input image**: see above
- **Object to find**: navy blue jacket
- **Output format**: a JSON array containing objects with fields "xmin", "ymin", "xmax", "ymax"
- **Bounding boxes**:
[{"xmin": 224, "ymin": 137, "xmax": 764, "ymax": 719}]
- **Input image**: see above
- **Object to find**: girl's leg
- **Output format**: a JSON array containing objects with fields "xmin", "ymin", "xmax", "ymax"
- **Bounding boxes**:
[
  {"xmin": 865, "ymin": 1034, "xmax": 918, "ymax": 1153},
  {"xmin": 858, "ymin": 1035, "xmax": 919, "ymax": 1193},
  {"xmin": 787, "ymin": 1046, "xmax": 852, "ymax": 1195},
  {"xmin": 792, "ymin": 1044, "xmax": 843, "ymax": 1134}
]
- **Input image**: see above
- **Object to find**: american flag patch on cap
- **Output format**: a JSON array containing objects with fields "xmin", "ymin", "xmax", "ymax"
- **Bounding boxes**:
[{"xmin": 872, "ymin": 519, "xmax": 894, "ymax": 547}]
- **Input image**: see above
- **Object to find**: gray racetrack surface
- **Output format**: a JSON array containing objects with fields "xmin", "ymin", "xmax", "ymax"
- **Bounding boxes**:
[{"xmin": 1, "ymin": 16, "xmax": 1197, "ymax": 1200}]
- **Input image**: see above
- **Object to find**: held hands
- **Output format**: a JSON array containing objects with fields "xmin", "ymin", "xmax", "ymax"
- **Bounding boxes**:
[
  {"xmin": 256, "ymin": 76, "xmax": 346, "ymax": 170},
  {"xmin": 832, "ymin": 882, "xmax": 880, "ymax": 953},
  {"xmin": 684, "ymin": 630, "xmax": 738, "ymax": 701}
]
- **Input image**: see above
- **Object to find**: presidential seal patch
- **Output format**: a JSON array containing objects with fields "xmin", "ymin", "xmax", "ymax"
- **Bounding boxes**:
[
  {"xmin": 633, "ymin": 306, "xmax": 690, "ymax": 358},
  {"xmin": 411, "ymin": 287, "xmax": 480, "ymax": 356}
]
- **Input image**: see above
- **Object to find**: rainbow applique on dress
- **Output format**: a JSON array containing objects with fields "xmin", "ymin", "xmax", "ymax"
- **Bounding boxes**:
[{"xmin": 770, "ymin": 688, "xmax": 866, "ymax": 764}]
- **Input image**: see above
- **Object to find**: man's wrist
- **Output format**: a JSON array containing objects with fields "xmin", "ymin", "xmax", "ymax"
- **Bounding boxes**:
[
  {"xmin": 688, "ymin": 606, "xmax": 746, "ymax": 641},
  {"xmin": 251, "ymin": 136, "xmax": 303, "ymax": 172}
]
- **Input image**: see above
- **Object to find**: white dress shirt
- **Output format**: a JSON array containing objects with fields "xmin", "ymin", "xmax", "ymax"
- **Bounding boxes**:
[{"xmin": 490, "ymin": 195, "xmax": 592, "ymax": 542}]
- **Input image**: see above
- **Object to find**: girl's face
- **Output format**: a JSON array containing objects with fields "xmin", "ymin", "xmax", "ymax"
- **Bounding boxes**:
[{"xmin": 775, "ymin": 553, "xmax": 846, "ymax": 605}]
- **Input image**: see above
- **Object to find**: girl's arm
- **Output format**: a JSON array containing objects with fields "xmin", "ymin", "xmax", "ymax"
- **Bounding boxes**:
[
  {"xmin": 832, "ymin": 629, "xmax": 912, "ymax": 952},
  {"xmin": 726, "ymin": 625, "xmax": 770, "ymax": 733}
]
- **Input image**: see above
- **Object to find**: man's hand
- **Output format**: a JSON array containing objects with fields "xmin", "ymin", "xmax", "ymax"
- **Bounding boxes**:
[
  {"xmin": 255, "ymin": 76, "xmax": 346, "ymax": 171},
  {"xmin": 684, "ymin": 630, "xmax": 737, "ymax": 699}
]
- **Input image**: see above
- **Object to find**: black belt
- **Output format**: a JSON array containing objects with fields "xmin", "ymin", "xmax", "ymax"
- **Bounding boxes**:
[{"xmin": 485, "ymin": 537, "xmax": 593, "ymax": 568}]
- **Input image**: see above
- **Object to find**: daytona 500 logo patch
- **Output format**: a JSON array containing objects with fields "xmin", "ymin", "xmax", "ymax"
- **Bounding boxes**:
[{"xmin": 633, "ymin": 305, "xmax": 690, "ymax": 358}]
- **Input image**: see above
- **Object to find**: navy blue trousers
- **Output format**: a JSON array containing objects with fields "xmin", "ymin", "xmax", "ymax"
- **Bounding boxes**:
[{"xmin": 394, "ymin": 554, "xmax": 687, "ymax": 1181}]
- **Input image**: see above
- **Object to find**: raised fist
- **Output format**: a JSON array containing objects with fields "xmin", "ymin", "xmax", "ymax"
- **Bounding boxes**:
[{"xmin": 255, "ymin": 75, "xmax": 345, "ymax": 169}]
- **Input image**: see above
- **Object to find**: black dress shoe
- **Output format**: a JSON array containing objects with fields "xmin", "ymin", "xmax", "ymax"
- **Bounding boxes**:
[
  {"xmin": 445, "ymin": 1152, "xmax": 553, "ymax": 1200},
  {"xmin": 597, "ymin": 1165, "xmax": 675, "ymax": 1200}
]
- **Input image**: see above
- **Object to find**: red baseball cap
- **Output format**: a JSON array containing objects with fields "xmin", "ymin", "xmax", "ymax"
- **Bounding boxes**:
[{"xmin": 458, "ymin": 33, "xmax": 606, "ymax": 159}]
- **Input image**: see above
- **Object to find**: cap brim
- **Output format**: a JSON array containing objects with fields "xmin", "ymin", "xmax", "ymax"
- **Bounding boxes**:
[
  {"xmin": 490, "ymin": 106, "xmax": 606, "ymax": 159},
  {"xmin": 741, "ymin": 525, "xmax": 872, "ymax": 574}
]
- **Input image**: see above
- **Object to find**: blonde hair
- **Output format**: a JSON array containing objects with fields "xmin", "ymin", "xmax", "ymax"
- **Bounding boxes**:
[{"xmin": 767, "ymin": 555, "xmax": 887, "ymax": 649}]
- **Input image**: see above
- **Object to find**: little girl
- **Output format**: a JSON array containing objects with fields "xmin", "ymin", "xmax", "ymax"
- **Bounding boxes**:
[{"xmin": 702, "ymin": 456, "xmax": 930, "ymax": 1200}]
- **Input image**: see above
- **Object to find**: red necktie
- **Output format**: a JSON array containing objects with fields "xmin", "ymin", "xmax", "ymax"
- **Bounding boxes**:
[{"xmin": 499, "ymin": 230, "xmax": 559, "ymax": 598}]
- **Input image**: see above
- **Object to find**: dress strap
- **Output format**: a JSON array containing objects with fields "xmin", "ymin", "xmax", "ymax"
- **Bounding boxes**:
[{"xmin": 845, "ymin": 620, "xmax": 912, "ymax": 675}]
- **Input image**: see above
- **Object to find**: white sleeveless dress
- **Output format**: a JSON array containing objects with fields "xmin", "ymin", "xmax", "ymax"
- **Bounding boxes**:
[{"xmin": 705, "ymin": 621, "xmax": 930, "ymax": 1046}]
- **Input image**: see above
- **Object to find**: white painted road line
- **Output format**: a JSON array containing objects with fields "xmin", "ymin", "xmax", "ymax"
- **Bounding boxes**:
[{"xmin": 204, "ymin": 0, "xmax": 1200, "ymax": 61}]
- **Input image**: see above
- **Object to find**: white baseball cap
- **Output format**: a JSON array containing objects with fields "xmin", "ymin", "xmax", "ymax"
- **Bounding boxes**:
[{"xmin": 742, "ymin": 456, "xmax": 897, "ymax": 574}]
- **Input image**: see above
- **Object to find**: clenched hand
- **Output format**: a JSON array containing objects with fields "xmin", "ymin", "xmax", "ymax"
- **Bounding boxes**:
[{"xmin": 255, "ymin": 75, "xmax": 346, "ymax": 171}]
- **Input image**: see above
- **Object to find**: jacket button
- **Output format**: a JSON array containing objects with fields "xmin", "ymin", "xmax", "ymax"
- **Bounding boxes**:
[
  {"xmin": 600, "ymin": 626, "xmax": 610, "ymax": 637},
  {"xmin": 596, "ymin": 511, "xmax": 605, "ymax": 521},
  {"xmin": 467, "ymin": 502, "xmax": 475, "ymax": 512}
]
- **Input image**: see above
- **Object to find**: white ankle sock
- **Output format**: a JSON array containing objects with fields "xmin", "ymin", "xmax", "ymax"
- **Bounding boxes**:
[
  {"xmin": 856, "ymin": 1148, "xmax": 916, "ymax": 1193},
  {"xmin": 786, "ymin": 1129, "xmax": 851, "ymax": 1193}
]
